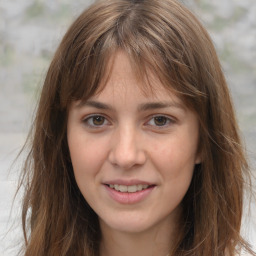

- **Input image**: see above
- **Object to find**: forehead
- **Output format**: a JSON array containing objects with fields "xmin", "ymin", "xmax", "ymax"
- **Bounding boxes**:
[{"xmin": 92, "ymin": 50, "xmax": 182, "ymax": 104}]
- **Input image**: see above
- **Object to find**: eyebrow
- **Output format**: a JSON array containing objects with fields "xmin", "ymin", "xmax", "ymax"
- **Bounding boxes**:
[
  {"xmin": 137, "ymin": 102, "xmax": 185, "ymax": 112},
  {"xmin": 77, "ymin": 100, "xmax": 114, "ymax": 110},
  {"xmin": 77, "ymin": 100, "xmax": 185, "ymax": 112}
]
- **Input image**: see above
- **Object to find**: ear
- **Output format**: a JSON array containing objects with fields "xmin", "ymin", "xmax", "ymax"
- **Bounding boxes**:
[{"xmin": 195, "ymin": 152, "xmax": 202, "ymax": 165}]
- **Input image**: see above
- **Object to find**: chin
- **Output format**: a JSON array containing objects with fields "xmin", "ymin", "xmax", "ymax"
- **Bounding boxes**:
[
  {"xmin": 103, "ymin": 221, "xmax": 152, "ymax": 234},
  {"xmin": 99, "ymin": 211, "xmax": 173, "ymax": 235}
]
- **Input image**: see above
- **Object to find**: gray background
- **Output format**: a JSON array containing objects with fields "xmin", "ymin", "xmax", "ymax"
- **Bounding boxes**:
[{"xmin": 0, "ymin": 0, "xmax": 255, "ymax": 255}]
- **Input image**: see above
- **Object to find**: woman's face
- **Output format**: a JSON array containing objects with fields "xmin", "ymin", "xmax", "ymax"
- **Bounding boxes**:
[{"xmin": 67, "ymin": 51, "xmax": 201, "ymax": 235}]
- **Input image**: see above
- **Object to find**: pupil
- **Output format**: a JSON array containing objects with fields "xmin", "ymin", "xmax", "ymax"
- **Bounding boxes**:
[
  {"xmin": 154, "ymin": 116, "xmax": 167, "ymax": 126},
  {"xmin": 93, "ymin": 116, "xmax": 104, "ymax": 125}
]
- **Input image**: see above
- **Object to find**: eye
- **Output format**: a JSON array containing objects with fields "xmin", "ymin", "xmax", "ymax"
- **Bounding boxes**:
[
  {"xmin": 152, "ymin": 116, "xmax": 168, "ymax": 126},
  {"xmin": 146, "ymin": 115, "xmax": 174, "ymax": 128},
  {"xmin": 83, "ymin": 115, "xmax": 110, "ymax": 128}
]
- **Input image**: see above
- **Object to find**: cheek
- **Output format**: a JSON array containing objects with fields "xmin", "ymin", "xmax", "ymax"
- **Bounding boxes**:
[
  {"xmin": 68, "ymin": 132, "xmax": 111, "ymax": 186},
  {"xmin": 151, "ymin": 136, "xmax": 197, "ymax": 179},
  {"xmin": 156, "ymin": 142, "xmax": 195, "ymax": 203},
  {"xmin": 69, "ymin": 140, "xmax": 100, "ymax": 174},
  {"xmin": 68, "ymin": 138, "xmax": 103, "ymax": 202}
]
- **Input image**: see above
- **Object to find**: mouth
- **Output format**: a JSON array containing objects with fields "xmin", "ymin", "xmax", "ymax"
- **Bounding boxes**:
[
  {"xmin": 103, "ymin": 182, "xmax": 156, "ymax": 204},
  {"xmin": 105, "ymin": 184, "xmax": 155, "ymax": 193}
]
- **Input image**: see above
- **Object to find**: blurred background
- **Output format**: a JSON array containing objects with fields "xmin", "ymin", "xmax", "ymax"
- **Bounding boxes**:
[{"xmin": 0, "ymin": 0, "xmax": 255, "ymax": 255}]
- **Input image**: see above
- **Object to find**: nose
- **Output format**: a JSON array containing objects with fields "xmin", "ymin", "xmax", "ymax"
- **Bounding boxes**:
[{"xmin": 108, "ymin": 125, "xmax": 146, "ymax": 170}]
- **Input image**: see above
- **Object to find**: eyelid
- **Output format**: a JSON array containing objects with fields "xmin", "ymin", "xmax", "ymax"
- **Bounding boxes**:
[
  {"xmin": 82, "ymin": 114, "xmax": 111, "ymax": 128},
  {"xmin": 144, "ymin": 114, "xmax": 176, "ymax": 128},
  {"xmin": 81, "ymin": 113, "xmax": 176, "ymax": 130}
]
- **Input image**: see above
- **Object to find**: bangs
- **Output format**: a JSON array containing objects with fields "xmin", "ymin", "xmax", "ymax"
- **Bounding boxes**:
[{"xmin": 58, "ymin": 0, "xmax": 207, "ymax": 112}]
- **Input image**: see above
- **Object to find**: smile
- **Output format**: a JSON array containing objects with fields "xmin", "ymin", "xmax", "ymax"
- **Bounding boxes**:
[
  {"xmin": 107, "ymin": 184, "xmax": 151, "ymax": 193},
  {"xmin": 104, "ymin": 183, "xmax": 156, "ymax": 204}
]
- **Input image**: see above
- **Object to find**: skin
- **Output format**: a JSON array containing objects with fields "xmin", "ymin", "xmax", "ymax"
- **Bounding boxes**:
[{"xmin": 67, "ymin": 51, "xmax": 201, "ymax": 256}]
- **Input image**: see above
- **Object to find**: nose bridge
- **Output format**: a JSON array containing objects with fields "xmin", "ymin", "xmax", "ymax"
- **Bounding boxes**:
[
  {"xmin": 109, "ymin": 123, "xmax": 145, "ymax": 169},
  {"xmin": 119, "ymin": 124, "xmax": 137, "ymax": 154}
]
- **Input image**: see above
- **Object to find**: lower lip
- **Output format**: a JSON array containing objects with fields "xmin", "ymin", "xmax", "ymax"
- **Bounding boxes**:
[{"xmin": 104, "ymin": 185, "xmax": 155, "ymax": 204}]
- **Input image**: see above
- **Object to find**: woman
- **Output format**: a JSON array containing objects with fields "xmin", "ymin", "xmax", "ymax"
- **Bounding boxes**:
[{"xmin": 19, "ymin": 0, "xmax": 255, "ymax": 255}]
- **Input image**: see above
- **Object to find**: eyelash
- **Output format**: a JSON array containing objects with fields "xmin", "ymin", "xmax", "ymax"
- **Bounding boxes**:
[
  {"xmin": 83, "ymin": 114, "xmax": 110, "ymax": 128},
  {"xmin": 146, "ymin": 115, "xmax": 175, "ymax": 129},
  {"xmin": 82, "ymin": 114, "xmax": 175, "ymax": 129}
]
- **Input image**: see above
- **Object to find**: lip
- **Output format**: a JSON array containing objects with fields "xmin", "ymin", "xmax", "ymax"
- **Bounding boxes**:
[
  {"xmin": 103, "ymin": 179, "xmax": 153, "ymax": 186},
  {"xmin": 103, "ymin": 180, "xmax": 156, "ymax": 204}
]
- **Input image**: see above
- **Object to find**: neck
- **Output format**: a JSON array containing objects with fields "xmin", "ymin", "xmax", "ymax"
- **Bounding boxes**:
[{"xmin": 99, "ymin": 214, "xmax": 179, "ymax": 256}]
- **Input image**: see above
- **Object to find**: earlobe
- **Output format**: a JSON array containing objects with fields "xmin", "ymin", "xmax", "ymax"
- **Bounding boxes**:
[{"xmin": 195, "ymin": 154, "xmax": 201, "ymax": 165}]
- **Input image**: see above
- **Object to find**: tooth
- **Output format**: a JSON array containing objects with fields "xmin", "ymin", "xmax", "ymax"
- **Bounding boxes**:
[
  {"xmin": 137, "ymin": 184, "xmax": 143, "ymax": 191},
  {"xmin": 110, "ymin": 184, "xmax": 151, "ymax": 192},
  {"xmin": 127, "ymin": 185, "xmax": 137, "ymax": 193},
  {"xmin": 119, "ymin": 185, "xmax": 128, "ymax": 192},
  {"xmin": 142, "ymin": 185, "xmax": 149, "ymax": 189}
]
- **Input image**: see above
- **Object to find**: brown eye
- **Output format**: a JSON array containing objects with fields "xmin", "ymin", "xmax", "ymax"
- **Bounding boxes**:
[
  {"xmin": 154, "ymin": 116, "xmax": 167, "ymax": 126},
  {"xmin": 92, "ymin": 116, "xmax": 105, "ymax": 126},
  {"xmin": 146, "ymin": 115, "xmax": 174, "ymax": 129},
  {"xmin": 84, "ymin": 115, "xmax": 109, "ymax": 128}
]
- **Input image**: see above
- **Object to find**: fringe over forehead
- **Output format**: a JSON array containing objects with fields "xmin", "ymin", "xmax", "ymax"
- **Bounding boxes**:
[{"xmin": 54, "ymin": 0, "xmax": 219, "ymax": 113}]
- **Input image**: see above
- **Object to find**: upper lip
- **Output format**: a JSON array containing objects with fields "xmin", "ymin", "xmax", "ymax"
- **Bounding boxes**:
[{"xmin": 103, "ymin": 179, "xmax": 155, "ymax": 186}]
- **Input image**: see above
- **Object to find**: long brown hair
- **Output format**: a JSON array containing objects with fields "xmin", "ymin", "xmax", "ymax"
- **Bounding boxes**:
[{"xmin": 19, "ymin": 0, "xmax": 255, "ymax": 255}]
